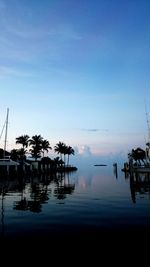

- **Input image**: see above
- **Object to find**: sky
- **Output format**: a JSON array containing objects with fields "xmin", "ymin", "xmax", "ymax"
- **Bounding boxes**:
[{"xmin": 0, "ymin": 0, "xmax": 150, "ymax": 164}]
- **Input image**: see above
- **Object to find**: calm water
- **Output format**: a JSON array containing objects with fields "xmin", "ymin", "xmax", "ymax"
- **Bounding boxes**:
[{"xmin": 1, "ymin": 164, "xmax": 150, "ymax": 243}]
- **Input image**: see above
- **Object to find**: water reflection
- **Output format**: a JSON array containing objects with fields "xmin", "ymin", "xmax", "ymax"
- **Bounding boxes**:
[
  {"xmin": 123, "ymin": 171, "xmax": 150, "ymax": 203},
  {"xmin": 0, "ymin": 172, "xmax": 76, "ymax": 214},
  {"xmin": 1, "ymin": 166, "xmax": 150, "ymax": 243},
  {"xmin": 1, "ymin": 186, "xmax": 5, "ymax": 238}
]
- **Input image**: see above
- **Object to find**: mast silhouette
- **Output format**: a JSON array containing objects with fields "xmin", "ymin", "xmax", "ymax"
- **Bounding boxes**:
[
  {"xmin": 145, "ymin": 105, "xmax": 150, "ymax": 144},
  {"xmin": 3, "ymin": 108, "xmax": 9, "ymax": 158}
]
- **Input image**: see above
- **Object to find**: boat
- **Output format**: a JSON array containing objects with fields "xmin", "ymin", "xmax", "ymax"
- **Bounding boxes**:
[
  {"xmin": 133, "ymin": 166, "xmax": 150, "ymax": 173},
  {"xmin": 0, "ymin": 158, "xmax": 19, "ymax": 166},
  {"xmin": 0, "ymin": 108, "xmax": 19, "ymax": 173}
]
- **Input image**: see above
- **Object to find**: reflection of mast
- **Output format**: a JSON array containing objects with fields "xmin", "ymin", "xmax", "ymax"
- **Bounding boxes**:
[
  {"xmin": 1, "ymin": 188, "xmax": 5, "ymax": 238},
  {"xmin": 129, "ymin": 173, "xmax": 136, "ymax": 204},
  {"xmin": 3, "ymin": 108, "xmax": 9, "ymax": 158}
]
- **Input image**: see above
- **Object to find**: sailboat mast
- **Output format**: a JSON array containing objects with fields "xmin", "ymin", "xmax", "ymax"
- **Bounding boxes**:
[
  {"xmin": 3, "ymin": 108, "xmax": 9, "ymax": 158},
  {"xmin": 145, "ymin": 105, "xmax": 150, "ymax": 144}
]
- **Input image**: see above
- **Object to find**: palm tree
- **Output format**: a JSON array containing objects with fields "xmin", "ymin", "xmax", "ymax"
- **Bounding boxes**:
[
  {"xmin": 66, "ymin": 146, "xmax": 75, "ymax": 166},
  {"xmin": 54, "ymin": 142, "xmax": 66, "ymax": 161},
  {"xmin": 16, "ymin": 135, "xmax": 30, "ymax": 149},
  {"xmin": 29, "ymin": 135, "xmax": 43, "ymax": 160},
  {"xmin": 41, "ymin": 139, "xmax": 52, "ymax": 157},
  {"xmin": 131, "ymin": 147, "xmax": 146, "ymax": 166},
  {"xmin": 15, "ymin": 135, "xmax": 30, "ymax": 160},
  {"xmin": 62, "ymin": 144, "xmax": 68, "ymax": 166}
]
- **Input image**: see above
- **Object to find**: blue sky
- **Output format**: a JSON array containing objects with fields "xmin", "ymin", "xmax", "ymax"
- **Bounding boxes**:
[{"xmin": 0, "ymin": 0, "xmax": 150, "ymax": 163}]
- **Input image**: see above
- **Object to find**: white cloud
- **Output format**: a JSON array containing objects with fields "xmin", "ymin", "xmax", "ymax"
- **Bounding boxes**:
[{"xmin": 77, "ymin": 145, "xmax": 92, "ymax": 157}]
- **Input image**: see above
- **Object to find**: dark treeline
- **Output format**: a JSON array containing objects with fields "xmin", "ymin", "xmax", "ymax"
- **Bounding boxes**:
[
  {"xmin": 0, "ymin": 134, "xmax": 75, "ymax": 167},
  {"xmin": 0, "ymin": 135, "xmax": 77, "ymax": 177}
]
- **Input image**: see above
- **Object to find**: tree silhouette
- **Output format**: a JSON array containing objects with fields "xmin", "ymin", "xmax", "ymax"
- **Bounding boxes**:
[
  {"xmin": 10, "ymin": 149, "xmax": 20, "ymax": 161},
  {"xmin": 131, "ymin": 147, "xmax": 146, "ymax": 165},
  {"xmin": 29, "ymin": 135, "xmax": 43, "ymax": 160},
  {"xmin": 10, "ymin": 148, "xmax": 26, "ymax": 162},
  {"xmin": 66, "ymin": 146, "xmax": 75, "ymax": 166},
  {"xmin": 54, "ymin": 142, "xmax": 66, "ymax": 162},
  {"xmin": 41, "ymin": 139, "xmax": 52, "ymax": 157},
  {"xmin": 15, "ymin": 135, "xmax": 30, "ymax": 160},
  {"xmin": 16, "ymin": 135, "xmax": 30, "ymax": 149}
]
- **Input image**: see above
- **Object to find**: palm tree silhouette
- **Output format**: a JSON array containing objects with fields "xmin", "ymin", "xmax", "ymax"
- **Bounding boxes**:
[
  {"xmin": 29, "ymin": 135, "xmax": 43, "ymax": 160},
  {"xmin": 16, "ymin": 135, "xmax": 30, "ymax": 149},
  {"xmin": 41, "ymin": 139, "xmax": 52, "ymax": 157},
  {"xmin": 130, "ymin": 147, "xmax": 146, "ymax": 166},
  {"xmin": 54, "ymin": 142, "xmax": 66, "ymax": 162},
  {"xmin": 54, "ymin": 143, "xmax": 75, "ymax": 167},
  {"xmin": 15, "ymin": 135, "xmax": 30, "ymax": 160},
  {"xmin": 66, "ymin": 146, "xmax": 75, "ymax": 166}
]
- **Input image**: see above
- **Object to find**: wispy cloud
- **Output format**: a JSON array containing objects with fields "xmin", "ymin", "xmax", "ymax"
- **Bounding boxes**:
[
  {"xmin": 0, "ymin": 3, "xmax": 82, "ymax": 41},
  {"xmin": 0, "ymin": 0, "xmax": 5, "ymax": 10},
  {"xmin": 6, "ymin": 23, "xmax": 82, "ymax": 41},
  {"xmin": 0, "ymin": 2, "xmax": 46, "ymax": 40},
  {"xmin": 81, "ymin": 128, "xmax": 108, "ymax": 132},
  {"xmin": 0, "ymin": 66, "xmax": 33, "ymax": 78},
  {"xmin": 47, "ymin": 25, "xmax": 82, "ymax": 41},
  {"xmin": 0, "ymin": 0, "xmax": 83, "ymax": 68}
]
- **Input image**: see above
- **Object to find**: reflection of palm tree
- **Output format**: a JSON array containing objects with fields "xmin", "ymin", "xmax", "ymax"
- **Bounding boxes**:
[
  {"xmin": 14, "ymin": 179, "xmax": 50, "ymax": 213},
  {"xmin": 30, "ymin": 181, "xmax": 50, "ymax": 212},
  {"xmin": 54, "ymin": 184, "xmax": 75, "ymax": 200},
  {"xmin": 54, "ymin": 187, "xmax": 66, "ymax": 200},
  {"xmin": 14, "ymin": 198, "xmax": 28, "ymax": 210},
  {"xmin": 28, "ymin": 201, "xmax": 42, "ymax": 213},
  {"xmin": 54, "ymin": 172, "xmax": 75, "ymax": 200}
]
